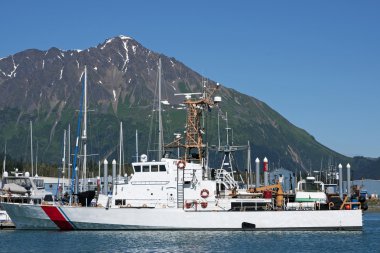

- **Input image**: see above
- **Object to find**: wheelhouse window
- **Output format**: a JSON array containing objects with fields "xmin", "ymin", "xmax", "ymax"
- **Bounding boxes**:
[
  {"xmin": 159, "ymin": 165, "xmax": 166, "ymax": 172},
  {"xmin": 143, "ymin": 165, "xmax": 150, "ymax": 172},
  {"xmin": 3, "ymin": 177, "xmax": 33, "ymax": 190},
  {"xmin": 33, "ymin": 178, "xmax": 44, "ymax": 189},
  {"xmin": 134, "ymin": 165, "xmax": 141, "ymax": 172},
  {"xmin": 301, "ymin": 182, "xmax": 321, "ymax": 192},
  {"xmin": 151, "ymin": 165, "xmax": 158, "ymax": 172}
]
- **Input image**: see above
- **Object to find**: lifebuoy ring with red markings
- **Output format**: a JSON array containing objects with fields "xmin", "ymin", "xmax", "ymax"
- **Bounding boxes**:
[
  {"xmin": 177, "ymin": 160, "xmax": 186, "ymax": 169},
  {"xmin": 200, "ymin": 189, "xmax": 209, "ymax": 198}
]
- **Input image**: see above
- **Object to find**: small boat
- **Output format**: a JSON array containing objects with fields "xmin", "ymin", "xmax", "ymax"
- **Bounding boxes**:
[{"xmin": 0, "ymin": 170, "xmax": 54, "ymax": 205}]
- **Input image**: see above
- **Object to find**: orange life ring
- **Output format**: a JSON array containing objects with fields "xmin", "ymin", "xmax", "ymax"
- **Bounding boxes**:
[
  {"xmin": 177, "ymin": 160, "xmax": 186, "ymax": 169},
  {"xmin": 200, "ymin": 189, "xmax": 209, "ymax": 198}
]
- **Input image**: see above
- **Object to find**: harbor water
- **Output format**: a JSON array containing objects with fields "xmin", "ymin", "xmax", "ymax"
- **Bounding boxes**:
[{"xmin": 1, "ymin": 212, "xmax": 379, "ymax": 253}]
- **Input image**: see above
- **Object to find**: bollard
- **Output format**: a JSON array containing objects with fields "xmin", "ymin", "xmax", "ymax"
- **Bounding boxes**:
[
  {"xmin": 263, "ymin": 157, "xmax": 268, "ymax": 186},
  {"xmin": 338, "ymin": 163, "xmax": 343, "ymax": 200},
  {"xmin": 347, "ymin": 163, "xmax": 351, "ymax": 198},
  {"xmin": 255, "ymin": 158, "xmax": 260, "ymax": 187}
]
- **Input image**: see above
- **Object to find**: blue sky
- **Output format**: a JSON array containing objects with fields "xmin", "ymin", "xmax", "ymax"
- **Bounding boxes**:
[{"xmin": 1, "ymin": 1, "xmax": 379, "ymax": 157}]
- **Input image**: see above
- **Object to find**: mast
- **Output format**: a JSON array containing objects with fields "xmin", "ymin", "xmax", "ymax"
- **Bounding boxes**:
[
  {"xmin": 67, "ymin": 124, "xmax": 71, "ymax": 190},
  {"xmin": 62, "ymin": 129, "xmax": 66, "ymax": 197},
  {"xmin": 225, "ymin": 112, "xmax": 230, "ymax": 146},
  {"xmin": 2, "ymin": 141, "xmax": 6, "ymax": 173},
  {"xmin": 217, "ymin": 112, "xmax": 221, "ymax": 149},
  {"xmin": 135, "ymin": 129, "xmax": 139, "ymax": 162},
  {"xmin": 180, "ymin": 84, "xmax": 219, "ymax": 163},
  {"xmin": 247, "ymin": 141, "xmax": 252, "ymax": 189},
  {"xmin": 119, "ymin": 121, "xmax": 123, "ymax": 177},
  {"xmin": 30, "ymin": 121, "xmax": 34, "ymax": 176},
  {"xmin": 82, "ymin": 66, "xmax": 88, "ymax": 191},
  {"xmin": 35, "ymin": 141, "xmax": 38, "ymax": 176},
  {"xmin": 158, "ymin": 58, "xmax": 164, "ymax": 160},
  {"xmin": 71, "ymin": 69, "xmax": 85, "ymax": 198}
]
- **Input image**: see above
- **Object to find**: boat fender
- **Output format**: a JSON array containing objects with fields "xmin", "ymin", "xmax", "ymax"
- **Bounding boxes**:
[
  {"xmin": 126, "ymin": 203, "xmax": 131, "ymax": 208},
  {"xmin": 177, "ymin": 160, "xmax": 186, "ymax": 169},
  {"xmin": 345, "ymin": 204, "xmax": 351, "ymax": 210},
  {"xmin": 329, "ymin": 202, "xmax": 334, "ymax": 209},
  {"xmin": 200, "ymin": 189, "xmax": 209, "ymax": 198},
  {"xmin": 299, "ymin": 203, "xmax": 303, "ymax": 210},
  {"xmin": 142, "ymin": 204, "xmax": 147, "ymax": 208},
  {"xmin": 201, "ymin": 201, "xmax": 208, "ymax": 208}
]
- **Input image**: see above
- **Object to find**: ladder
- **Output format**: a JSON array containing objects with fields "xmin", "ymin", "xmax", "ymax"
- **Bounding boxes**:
[{"xmin": 177, "ymin": 168, "xmax": 184, "ymax": 208}]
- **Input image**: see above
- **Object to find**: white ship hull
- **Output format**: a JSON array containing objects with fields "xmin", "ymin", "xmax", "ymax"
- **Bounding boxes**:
[{"xmin": 0, "ymin": 202, "xmax": 362, "ymax": 231}]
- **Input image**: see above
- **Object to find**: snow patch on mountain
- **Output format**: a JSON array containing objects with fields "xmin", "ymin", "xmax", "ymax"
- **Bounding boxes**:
[
  {"xmin": 121, "ymin": 40, "xmax": 129, "ymax": 72},
  {"xmin": 101, "ymin": 38, "xmax": 114, "ymax": 50},
  {"xmin": 7, "ymin": 56, "xmax": 19, "ymax": 78},
  {"xmin": 59, "ymin": 67, "xmax": 64, "ymax": 80},
  {"xmin": 119, "ymin": 35, "xmax": 131, "ymax": 40}
]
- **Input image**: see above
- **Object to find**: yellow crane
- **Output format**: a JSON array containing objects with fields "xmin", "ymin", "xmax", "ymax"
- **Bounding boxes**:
[{"xmin": 253, "ymin": 183, "xmax": 284, "ymax": 208}]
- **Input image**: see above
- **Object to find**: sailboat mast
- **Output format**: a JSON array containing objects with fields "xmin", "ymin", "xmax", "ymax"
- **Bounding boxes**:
[
  {"xmin": 82, "ymin": 66, "xmax": 88, "ymax": 191},
  {"xmin": 158, "ymin": 58, "xmax": 164, "ymax": 160},
  {"xmin": 35, "ymin": 141, "xmax": 38, "ymax": 176},
  {"xmin": 71, "ymin": 71, "xmax": 85, "ymax": 200},
  {"xmin": 2, "ymin": 142, "xmax": 6, "ymax": 173},
  {"xmin": 247, "ymin": 140, "xmax": 251, "ymax": 188},
  {"xmin": 30, "ymin": 121, "xmax": 34, "ymax": 176},
  {"xmin": 67, "ymin": 124, "xmax": 71, "ymax": 190},
  {"xmin": 62, "ymin": 129, "xmax": 66, "ymax": 195},
  {"xmin": 119, "ymin": 121, "xmax": 123, "ymax": 177},
  {"xmin": 135, "ymin": 129, "xmax": 139, "ymax": 162}
]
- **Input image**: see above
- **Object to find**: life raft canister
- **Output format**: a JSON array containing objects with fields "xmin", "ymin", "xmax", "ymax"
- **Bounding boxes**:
[
  {"xmin": 185, "ymin": 200, "xmax": 192, "ymax": 209},
  {"xmin": 177, "ymin": 160, "xmax": 186, "ymax": 169},
  {"xmin": 200, "ymin": 189, "xmax": 209, "ymax": 198}
]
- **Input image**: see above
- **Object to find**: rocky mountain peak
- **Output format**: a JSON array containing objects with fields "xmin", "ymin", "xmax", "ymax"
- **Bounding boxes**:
[{"xmin": 0, "ymin": 36, "xmax": 366, "ymax": 177}]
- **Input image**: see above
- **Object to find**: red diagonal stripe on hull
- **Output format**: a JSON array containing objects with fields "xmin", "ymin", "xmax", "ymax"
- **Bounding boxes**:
[{"xmin": 41, "ymin": 205, "xmax": 74, "ymax": 230}]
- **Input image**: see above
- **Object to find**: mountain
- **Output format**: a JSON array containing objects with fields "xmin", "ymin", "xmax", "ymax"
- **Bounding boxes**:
[{"xmin": 0, "ymin": 35, "xmax": 378, "ymax": 179}]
